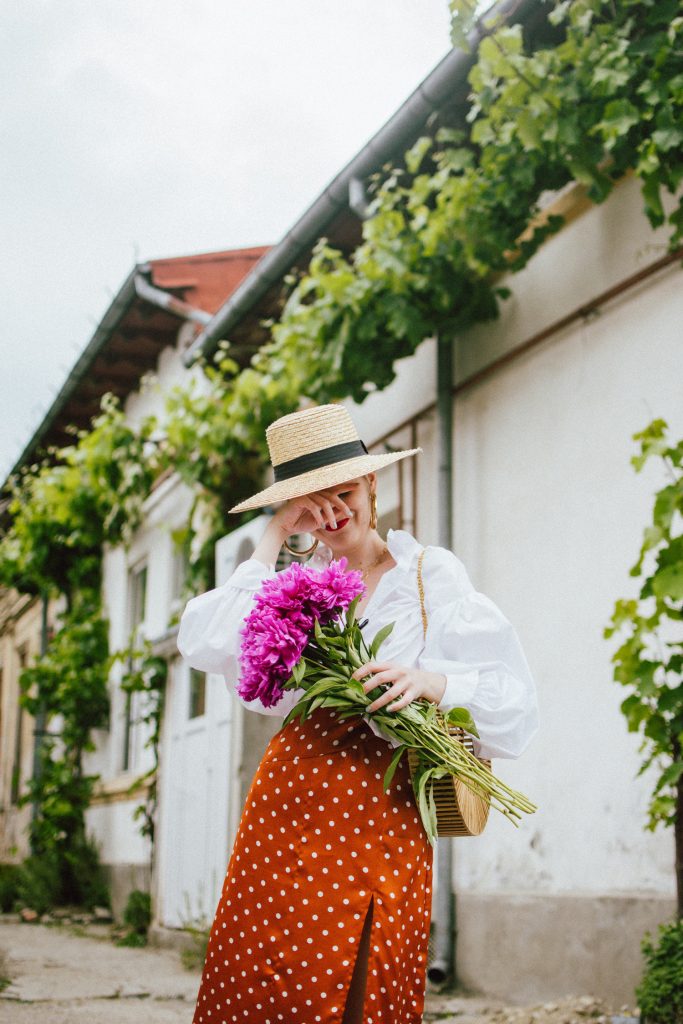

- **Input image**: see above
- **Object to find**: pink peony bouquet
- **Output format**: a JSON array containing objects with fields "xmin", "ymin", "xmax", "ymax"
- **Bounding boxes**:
[
  {"xmin": 238, "ymin": 558, "xmax": 365, "ymax": 708},
  {"xmin": 237, "ymin": 558, "xmax": 537, "ymax": 845}
]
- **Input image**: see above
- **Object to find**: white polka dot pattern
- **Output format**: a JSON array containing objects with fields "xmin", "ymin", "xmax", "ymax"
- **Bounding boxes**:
[{"xmin": 191, "ymin": 706, "xmax": 434, "ymax": 1024}]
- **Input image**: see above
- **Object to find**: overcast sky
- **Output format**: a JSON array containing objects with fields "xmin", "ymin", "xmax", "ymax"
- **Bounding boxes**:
[{"xmin": 1, "ymin": 0, "xmax": 452, "ymax": 482}]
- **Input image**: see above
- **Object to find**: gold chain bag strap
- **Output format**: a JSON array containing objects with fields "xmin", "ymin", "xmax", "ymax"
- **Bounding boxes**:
[{"xmin": 406, "ymin": 548, "xmax": 492, "ymax": 836}]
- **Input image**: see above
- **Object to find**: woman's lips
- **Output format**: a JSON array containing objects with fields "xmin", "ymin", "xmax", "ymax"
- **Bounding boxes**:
[{"xmin": 325, "ymin": 517, "xmax": 350, "ymax": 532}]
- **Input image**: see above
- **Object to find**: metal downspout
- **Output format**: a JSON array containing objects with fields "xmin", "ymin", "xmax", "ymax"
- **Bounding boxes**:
[{"xmin": 428, "ymin": 333, "xmax": 456, "ymax": 985}]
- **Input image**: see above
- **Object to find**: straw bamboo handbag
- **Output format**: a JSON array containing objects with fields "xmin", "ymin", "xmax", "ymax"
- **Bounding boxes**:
[{"xmin": 406, "ymin": 548, "xmax": 492, "ymax": 837}]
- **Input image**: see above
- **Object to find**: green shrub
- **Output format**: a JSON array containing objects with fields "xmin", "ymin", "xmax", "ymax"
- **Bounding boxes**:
[
  {"xmin": 0, "ymin": 865, "xmax": 22, "ymax": 913},
  {"xmin": 63, "ymin": 833, "xmax": 110, "ymax": 910},
  {"xmin": 636, "ymin": 918, "xmax": 683, "ymax": 1024},
  {"xmin": 180, "ymin": 921, "xmax": 210, "ymax": 971},
  {"xmin": 115, "ymin": 930, "xmax": 148, "ymax": 948},
  {"xmin": 122, "ymin": 889, "xmax": 151, "ymax": 936},
  {"xmin": 16, "ymin": 851, "xmax": 61, "ymax": 915}
]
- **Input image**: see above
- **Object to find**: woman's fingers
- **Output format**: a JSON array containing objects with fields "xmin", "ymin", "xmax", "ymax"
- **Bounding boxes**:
[
  {"xmin": 360, "ymin": 669, "xmax": 400, "ymax": 690},
  {"xmin": 314, "ymin": 486, "xmax": 353, "ymax": 521},
  {"xmin": 317, "ymin": 496, "xmax": 337, "ymax": 529},
  {"xmin": 367, "ymin": 680, "xmax": 408, "ymax": 713},
  {"xmin": 351, "ymin": 661, "xmax": 393, "ymax": 681},
  {"xmin": 298, "ymin": 496, "xmax": 326, "ymax": 530},
  {"xmin": 325, "ymin": 490, "xmax": 354, "ymax": 520},
  {"xmin": 311, "ymin": 491, "xmax": 349, "ymax": 527},
  {"xmin": 281, "ymin": 486, "xmax": 353, "ymax": 534}
]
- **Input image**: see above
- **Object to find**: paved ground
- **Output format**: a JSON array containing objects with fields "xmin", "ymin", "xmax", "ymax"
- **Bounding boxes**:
[{"xmin": 0, "ymin": 920, "xmax": 639, "ymax": 1024}]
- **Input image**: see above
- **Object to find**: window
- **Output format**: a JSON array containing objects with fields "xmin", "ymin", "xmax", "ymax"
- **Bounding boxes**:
[
  {"xmin": 122, "ymin": 563, "xmax": 148, "ymax": 772},
  {"xmin": 171, "ymin": 543, "xmax": 189, "ymax": 608},
  {"xmin": 189, "ymin": 668, "xmax": 206, "ymax": 719},
  {"xmin": 11, "ymin": 645, "xmax": 28, "ymax": 804}
]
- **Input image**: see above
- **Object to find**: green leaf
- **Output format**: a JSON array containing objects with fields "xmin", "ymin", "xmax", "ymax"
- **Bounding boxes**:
[
  {"xmin": 652, "ymin": 564, "xmax": 683, "ymax": 601},
  {"xmin": 382, "ymin": 745, "xmax": 407, "ymax": 793},
  {"xmin": 405, "ymin": 136, "xmax": 433, "ymax": 176},
  {"xmin": 653, "ymin": 761, "xmax": 683, "ymax": 793},
  {"xmin": 444, "ymin": 706, "xmax": 480, "ymax": 737},
  {"xmin": 345, "ymin": 594, "xmax": 361, "ymax": 629},
  {"xmin": 292, "ymin": 658, "xmax": 305, "ymax": 684},
  {"xmin": 370, "ymin": 622, "xmax": 394, "ymax": 658}
]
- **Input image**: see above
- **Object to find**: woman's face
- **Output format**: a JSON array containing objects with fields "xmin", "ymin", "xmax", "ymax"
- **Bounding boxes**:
[{"xmin": 308, "ymin": 473, "xmax": 376, "ymax": 551}]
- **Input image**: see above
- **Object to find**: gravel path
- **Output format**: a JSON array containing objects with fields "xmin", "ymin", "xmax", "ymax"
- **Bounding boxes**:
[{"xmin": 0, "ymin": 920, "xmax": 640, "ymax": 1024}]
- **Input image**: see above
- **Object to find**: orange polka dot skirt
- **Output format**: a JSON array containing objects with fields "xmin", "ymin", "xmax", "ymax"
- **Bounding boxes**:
[{"xmin": 192, "ymin": 705, "xmax": 434, "ymax": 1024}]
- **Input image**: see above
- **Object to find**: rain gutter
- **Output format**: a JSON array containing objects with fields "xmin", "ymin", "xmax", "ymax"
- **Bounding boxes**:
[{"xmin": 133, "ymin": 273, "xmax": 212, "ymax": 326}]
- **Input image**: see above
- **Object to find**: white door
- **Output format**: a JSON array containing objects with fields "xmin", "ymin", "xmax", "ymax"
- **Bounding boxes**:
[
  {"xmin": 157, "ymin": 656, "xmax": 233, "ymax": 928},
  {"xmin": 157, "ymin": 515, "xmax": 272, "ymax": 929}
]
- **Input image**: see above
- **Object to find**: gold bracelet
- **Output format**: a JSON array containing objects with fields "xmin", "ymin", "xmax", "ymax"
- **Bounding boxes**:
[{"xmin": 283, "ymin": 537, "xmax": 319, "ymax": 557}]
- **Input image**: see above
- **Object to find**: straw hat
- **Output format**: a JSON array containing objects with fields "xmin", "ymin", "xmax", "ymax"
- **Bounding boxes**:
[{"xmin": 229, "ymin": 404, "xmax": 422, "ymax": 513}]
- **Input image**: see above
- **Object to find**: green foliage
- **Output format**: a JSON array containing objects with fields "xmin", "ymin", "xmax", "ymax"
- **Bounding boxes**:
[
  {"xmin": 114, "ymin": 641, "xmax": 168, "ymax": 844},
  {"xmin": 19, "ymin": 594, "xmax": 111, "ymax": 750},
  {"xmin": 15, "ymin": 850, "xmax": 62, "ymax": 915},
  {"xmin": 116, "ymin": 888, "xmax": 151, "ymax": 949},
  {"xmin": 17, "ymin": 593, "xmax": 111, "ymax": 878},
  {"xmin": 229, "ymin": 0, "xmax": 682, "ymax": 407},
  {"xmin": 63, "ymin": 833, "xmax": 110, "ymax": 910},
  {"xmin": 604, "ymin": 419, "xmax": 683, "ymax": 832},
  {"xmin": 0, "ymin": 393, "xmax": 156, "ymax": 598},
  {"xmin": 635, "ymin": 918, "xmax": 683, "ymax": 1023},
  {"xmin": 1, "ymin": 0, "xmax": 681, "ymax": 920},
  {"xmin": 122, "ymin": 889, "xmax": 152, "ymax": 936},
  {"xmin": 0, "ymin": 865, "xmax": 22, "ymax": 913},
  {"xmin": 14, "ymin": 834, "xmax": 110, "ymax": 913},
  {"xmin": 180, "ymin": 920, "xmax": 211, "ymax": 971},
  {"xmin": 0, "ymin": 393, "xmax": 155, "ymax": 904}
]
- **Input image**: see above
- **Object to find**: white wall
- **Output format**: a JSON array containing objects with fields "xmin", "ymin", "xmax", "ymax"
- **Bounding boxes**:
[
  {"xmin": 85, "ymin": 327, "xmax": 199, "ymax": 872},
  {"xmin": 452, "ymin": 265, "xmax": 681, "ymax": 899},
  {"xmin": 85, "ymin": 174, "xmax": 681, "ymax": 924},
  {"xmin": 346, "ymin": 173, "xmax": 681, "ymax": 903}
]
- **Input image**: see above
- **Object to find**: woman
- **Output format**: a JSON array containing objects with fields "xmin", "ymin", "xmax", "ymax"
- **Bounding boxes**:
[{"xmin": 177, "ymin": 403, "xmax": 539, "ymax": 1024}]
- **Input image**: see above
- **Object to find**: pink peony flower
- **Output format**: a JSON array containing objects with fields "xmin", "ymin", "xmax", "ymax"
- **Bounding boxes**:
[{"xmin": 237, "ymin": 558, "xmax": 365, "ymax": 707}]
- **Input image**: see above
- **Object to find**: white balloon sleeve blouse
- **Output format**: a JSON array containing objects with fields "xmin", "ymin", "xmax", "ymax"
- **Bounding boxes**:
[{"xmin": 176, "ymin": 527, "xmax": 539, "ymax": 761}]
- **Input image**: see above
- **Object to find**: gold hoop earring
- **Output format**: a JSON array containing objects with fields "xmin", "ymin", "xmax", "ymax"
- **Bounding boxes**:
[
  {"xmin": 369, "ymin": 491, "xmax": 377, "ymax": 530},
  {"xmin": 283, "ymin": 537, "xmax": 319, "ymax": 558}
]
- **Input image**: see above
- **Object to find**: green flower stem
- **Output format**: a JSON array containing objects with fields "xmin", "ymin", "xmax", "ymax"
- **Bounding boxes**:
[{"xmin": 282, "ymin": 619, "xmax": 538, "ymax": 837}]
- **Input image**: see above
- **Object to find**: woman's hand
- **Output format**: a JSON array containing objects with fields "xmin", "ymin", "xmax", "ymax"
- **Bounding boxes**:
[
  {"xmin": 270, "ymin": 487, "xmax": 354, "ymax": 539},
  {"xmin": 252, "ymin": 486, "xmax": 355, "ymax": 568},
  {"xmin": 351, "ymin": 661, "xmax": 447, "ymax": 713}
]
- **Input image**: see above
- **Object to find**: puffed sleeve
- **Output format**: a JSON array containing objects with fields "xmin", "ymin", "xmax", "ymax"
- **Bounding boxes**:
[
  {"xmin": 416, "ymin": 546, "xmax": 539, "ymax": 760},
  {"xmin": 176, "ymin": 558, "xmax": 305, "ymax": 718}
]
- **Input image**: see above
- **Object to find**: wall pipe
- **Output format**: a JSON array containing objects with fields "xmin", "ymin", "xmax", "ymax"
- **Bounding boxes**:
[{"xmin": 428, "ymin": 334, "xmax": 457, "ymax": 984}]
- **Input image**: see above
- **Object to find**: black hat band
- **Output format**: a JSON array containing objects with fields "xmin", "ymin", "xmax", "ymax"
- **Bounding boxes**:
[{"xmin": 273, "ymin": 439, "xmax": 369, "ymax": 483}]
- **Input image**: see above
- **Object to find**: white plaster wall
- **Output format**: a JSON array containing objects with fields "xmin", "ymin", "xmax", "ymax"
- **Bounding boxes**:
[
  {"xmin": 344, "ymin": 173, "xmax": 681, "ymax": 902},
  {"xmin": 455, "ymin": 173, "xmax": 679, "ymax": 382},
  {"xmin": 86, "ymin": 800, "xmax": 151, "ymax": 864},
  {"xmin": 452, "ymin": 265, "xmax": 681, "ymax": 898},
  {"xmin": 85, "ymin": 326, "xmax": 198, "ymax": 868},
  {"xmin": 83, "ymin": 174, "xmax": 681, "ymax": 903}
]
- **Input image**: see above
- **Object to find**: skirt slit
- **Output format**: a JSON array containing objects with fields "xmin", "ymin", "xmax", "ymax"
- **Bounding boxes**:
[{"xmin": 341, "ymin": 892, "xmax": 374, "ymax": 1024}]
